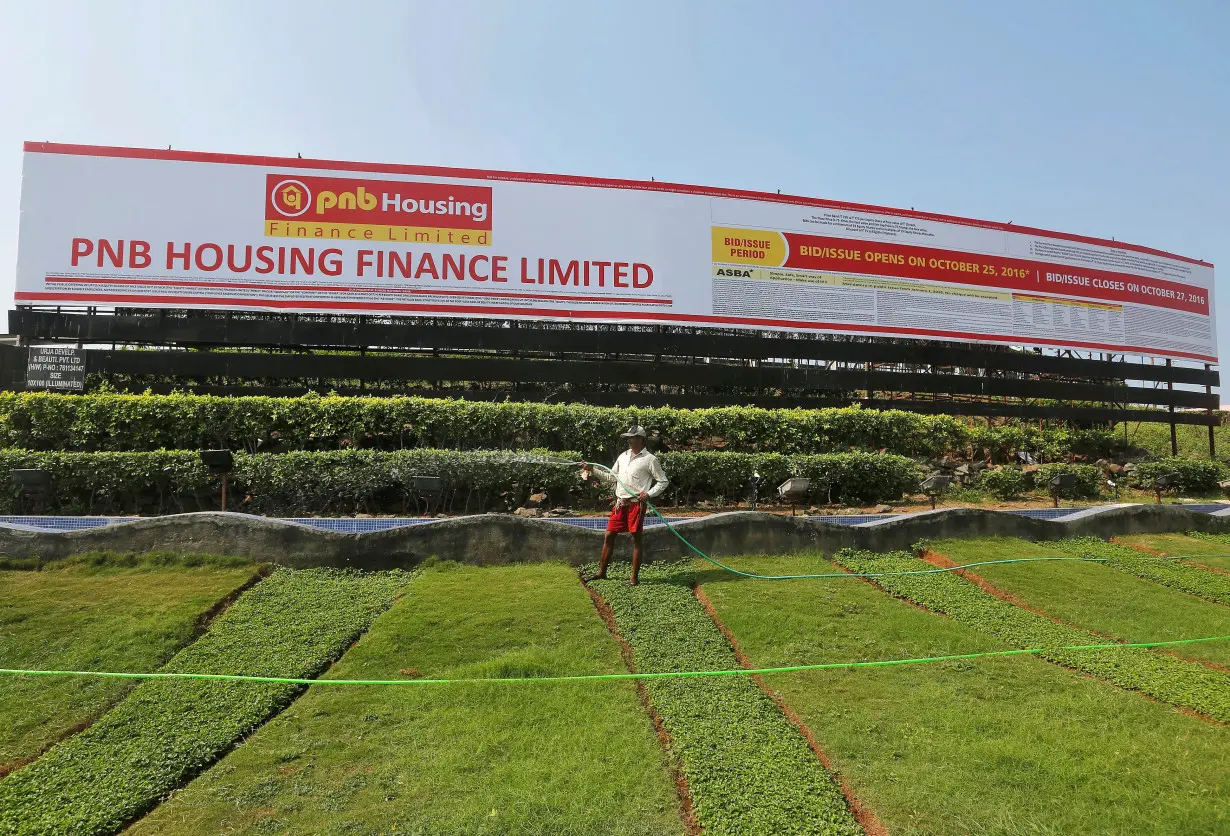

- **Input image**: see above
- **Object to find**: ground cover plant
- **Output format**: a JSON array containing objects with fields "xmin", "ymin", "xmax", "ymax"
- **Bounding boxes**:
[
  {"xmin": 697, "ymin": 555, "xmax": 1230, "ymax": 836},
  {"xmin": 0, "ymin": 568, "xmax": 409, "ymax": 836},
  {"xmin": 130, "ymin": 562, "xmax": 685, "ymax": 836},
  {"xmin": 0, "ymin": 554, "xmax": 259, "ymax": 775},
  {"xmin": 1117, "ymin": 532, "xmax": 1230, "ymax": 572},
  {"xmin": 591, "ymin": 562, "xmax": 863, "ymax": 836},
  {"xmin": 830, "ymin": 550, "xmax": 1230, "ymax": 720},
  {"xmin": 928, "ymin": 538, "xmax": 1230, "ymax": 668},
  {"xmin": 1052, "ymin": 537, "xmax": 1230, "ymax": 607}
]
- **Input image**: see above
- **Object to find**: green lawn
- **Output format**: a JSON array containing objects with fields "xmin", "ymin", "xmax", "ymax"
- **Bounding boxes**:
[
  {"xmin": 130, "ymin": 562, "xmax": 684, "ymax": 836},
  {"xmin": 699, "ymin": 555, "xmax": 1230, "ymax": 836},
  {"xmin": 1115, "ymin": 420, "xmax": 1230, "ymax": 460},
  {"xmin": 0, "ymin": 557, "xmax": 258, "ymax": 774},
  {"xmin": 1117, "ymin": 532, "xmax": 1230, "ymax": 572},
  {"xmin": 931, "ymin": 538, "xmax": 1230, "ymax": 668}
]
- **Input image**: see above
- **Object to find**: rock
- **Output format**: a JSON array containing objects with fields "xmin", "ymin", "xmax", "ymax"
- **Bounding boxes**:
[
  {"xmin": 524, "ymin": 492, "xmax": 549, "ymax": 508},
  {"xmin": 514, "ymin": 507, "xmax": 544, "ymax": 518},
  {"xmin": 874, "ymin": 504, "xmax": 893, "ymax": 513},
  {"xmin": 967, "ymin": 461, "xmax": 988, "ymax": 474},
  {"xmin": 547, "ymin": 507, "xmax": 575, "ymax": 517},
  {"xmin": 1021, "ymin": 464, "xmax": 1039, "ymax": 474},
  {"xmin": 1218, "ymin": 480, "xmax": 1230, "ymax": 495},
  {"xmin": 939, "ymin": 457, "xmax": 961, "ymax": 471},
  {"xmin": 1123, "ymin": 462, "xmax": 1138, "ymax": 473}
]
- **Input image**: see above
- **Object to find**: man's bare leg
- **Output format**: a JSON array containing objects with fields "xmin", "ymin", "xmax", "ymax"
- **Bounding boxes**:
[
  {"xmin": 592, "ymin": 531, "xmax": 618, "ymax": 580},
  {"xmin": 630, "ymin": 531, "xmax": 644, "ymax": 585}
]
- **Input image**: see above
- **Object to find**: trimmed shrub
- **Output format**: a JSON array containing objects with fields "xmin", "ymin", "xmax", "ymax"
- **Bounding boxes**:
[
  {"xmin": 1130, "ymin": 457, "xmax": 1224, "ymax": 494},
  {"xmin": 1034, "ymin": 464, "xmax": 1103, "ymax": 500},
  {"xmin": 0, "ymin": 391, "xmax": 1118, "ymax": 460},
  {"xmin": 977, "ymin": 467, "xmax": 1027, "ymax": 499},
  {"xmin": 0, "ymin": 449, "xmax": 921, "ymax": 516}
]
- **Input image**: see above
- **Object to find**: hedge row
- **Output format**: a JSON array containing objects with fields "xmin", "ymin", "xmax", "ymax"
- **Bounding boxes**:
[
  {"xmin": 832, "ymin": 549, "xmax": 1230, "ymax": 721},
  {"xmin": 0, "ymin": 568, "xmax": 411, "ymax": 836},
  {"xmin": 0, "ymin": 449, "xmax": 922, "ymax": 516},
  {"xmin": 1054, "ymin": 538, "xmax": 1230, "ymax": 607},
  {"xmin": 0, "ymin": 392, "xmax": 1119, "ymax": 460},
  {"xmin": 591, "ymin": 564, "xmax": 862, "ymax": 835}
]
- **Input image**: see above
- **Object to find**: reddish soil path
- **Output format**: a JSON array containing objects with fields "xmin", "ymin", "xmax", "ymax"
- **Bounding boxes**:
[
  {"xmin": 582, "ymin": 584, "xmax": 700, "ymax": 836},
  {"xmin": 692, "ymin": 585, "xmax": 889, "ymax": 836}
]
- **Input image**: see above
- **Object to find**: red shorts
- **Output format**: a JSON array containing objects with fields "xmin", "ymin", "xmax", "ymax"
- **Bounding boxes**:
[{"xmin": 606, "ymin": 500, "xmax": 647, "ymax": 534}]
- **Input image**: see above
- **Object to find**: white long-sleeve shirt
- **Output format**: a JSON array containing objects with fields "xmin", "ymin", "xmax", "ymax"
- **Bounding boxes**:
[{"xmin": 596, "ymin": 448, "xmax": 669, "ymax": 501}]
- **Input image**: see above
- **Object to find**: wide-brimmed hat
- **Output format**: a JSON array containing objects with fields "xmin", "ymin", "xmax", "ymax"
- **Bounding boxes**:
[{"xmin": 620, "ymin": 425, "xmax": 648, "ymax": 438}]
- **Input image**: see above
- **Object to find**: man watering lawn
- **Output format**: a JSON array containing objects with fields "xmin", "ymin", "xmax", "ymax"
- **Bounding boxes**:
[{"xmin": 581, "ymin": 425, "xmax": 669, "ymax": 585}]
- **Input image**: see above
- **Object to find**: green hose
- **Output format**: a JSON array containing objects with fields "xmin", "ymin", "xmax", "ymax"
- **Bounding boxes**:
[
  {"xmin": 1, "ymin": 634, "xmax": 1226, "ymax": 686},
  {"xmin": 581, "ymin": 460, "xmax": 1230, "ymax": 580}
]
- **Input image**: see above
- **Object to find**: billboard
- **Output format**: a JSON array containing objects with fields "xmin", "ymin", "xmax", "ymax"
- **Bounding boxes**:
[{"xmin": 14, "ymin": 143, "xmax": 1217, "ymax": 363}]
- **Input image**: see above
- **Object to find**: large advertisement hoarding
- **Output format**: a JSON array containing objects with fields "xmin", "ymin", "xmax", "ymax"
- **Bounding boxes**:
[{"xmin": 14, "ymin": 143, "xmax": 1217, "ymax": 363}]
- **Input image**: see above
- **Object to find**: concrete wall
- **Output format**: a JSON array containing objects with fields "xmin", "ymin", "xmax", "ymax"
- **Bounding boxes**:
[{"xmin": 3, "ymin": 504, "xmax": 1227, "ymax": 569}]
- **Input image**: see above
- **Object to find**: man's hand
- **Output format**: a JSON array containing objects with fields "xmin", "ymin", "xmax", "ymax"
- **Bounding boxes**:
[{"xmin": 637, "ymin": 490, "xmax": 649, "ymax": 502}]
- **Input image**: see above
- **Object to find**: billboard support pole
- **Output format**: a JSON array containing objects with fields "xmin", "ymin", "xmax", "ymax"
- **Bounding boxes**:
[
  {"xmin": 1167, "ymin": 359, "xmax": 1177, "ymax": 456},
  {"xmin": 1207, "ymin": 363, "xmax": 1216, "ymax": 458}
]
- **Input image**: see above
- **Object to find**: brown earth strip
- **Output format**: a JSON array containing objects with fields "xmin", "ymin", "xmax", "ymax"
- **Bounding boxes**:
[
  {"xmin": 922, "ymin": 550, "xmax": 1230, "ymax": 679},
  {"xmin": 583, "ymin": 582, "xmax": 700, "ymax": 836},
  {"xmin": 692, "ymin": 585, "xmax": 887, "ymax": 836},
  {"xmin": 1110, "ymin": 537, "xmax": 1230, "ymax": 577}
]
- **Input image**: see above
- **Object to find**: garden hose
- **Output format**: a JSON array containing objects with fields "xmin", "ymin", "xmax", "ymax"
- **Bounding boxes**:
[
  {"xmin": 1, "ymin": 634, "xmax": 1227, "ymax": 687},
  {"xmin": 2, "ymin": 456, "xmax": 1225, "ymax": 687},
  {"xmin": 575, "ymin": 459, "xmax": 1230, "ymax": 581}
]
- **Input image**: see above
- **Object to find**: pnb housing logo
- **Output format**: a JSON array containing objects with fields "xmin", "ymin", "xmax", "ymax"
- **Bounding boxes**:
[{"xmin": 265, "ymin": 174, "xmax": 492, "ymax": 245}]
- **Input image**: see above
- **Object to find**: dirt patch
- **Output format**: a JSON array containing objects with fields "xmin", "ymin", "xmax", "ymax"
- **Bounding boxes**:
[
  {"xmin": 692, "ymin": 585, "xmax": 888, "ymax": 836},
  {"xmin": 582, "ymin": 580, "xmax": 700, "ymax": 836}
]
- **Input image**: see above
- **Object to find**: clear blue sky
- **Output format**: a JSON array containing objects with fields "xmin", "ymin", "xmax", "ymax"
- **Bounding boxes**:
[{"xmin": 1, "ymin": 0, "xmax": 1227, "ymax": 362}]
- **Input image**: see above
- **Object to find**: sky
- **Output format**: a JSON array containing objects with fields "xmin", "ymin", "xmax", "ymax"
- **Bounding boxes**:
[{"xmin": 1, "ymin": 0, "xmax": 1227, "ymax": 368}]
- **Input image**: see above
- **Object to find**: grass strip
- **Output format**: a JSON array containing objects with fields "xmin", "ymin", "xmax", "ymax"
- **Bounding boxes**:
[
  {"xmin": 831, "ymin": 549, "xmax": 1230, "ymax": 721},
  {"xmin": 0, "ymin": 567, "xmax": 409, "ymax": 836},
  {"xmin": 1053, "ymin": 537, "xmax": 1230, "ymax": 606},
  {"xmin": 1117, "ymin": 532, "xmax": 1230, "ymax": 572},
  {"xmin": 592, "ymin": 562, "xmax": 864, "ymax": 836},
  {"xmin": 698, "ymin": 555, "xmax": 1230, "ymax": 836},
  {"xmin": 931, "ymin": 538, "xmax": 1230, "ymax": 668},
  {"xmin": 0, "ymin": 558, "xmax": 258, "ymax": 775},
  {"xmin": 129, "ymin": 562, "xmax": 684, "ymax": 836}
]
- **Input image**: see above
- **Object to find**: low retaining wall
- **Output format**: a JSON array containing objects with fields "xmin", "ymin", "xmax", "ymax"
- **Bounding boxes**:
[{"xmin": 2, "ymin": 504, "xmax": 1227, "ymax": 569}]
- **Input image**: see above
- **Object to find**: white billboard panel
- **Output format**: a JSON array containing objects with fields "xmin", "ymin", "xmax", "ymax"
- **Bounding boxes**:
[{"xmin": 14, "ymin": 143, "xmax": 1217, "ymax": 363}]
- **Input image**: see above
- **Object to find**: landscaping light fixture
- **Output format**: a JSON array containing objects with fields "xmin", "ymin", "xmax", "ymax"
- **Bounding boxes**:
[
  {"xmin": 10, "ymin": 468, "xmax": 51, "ymax": 514},
  {"xmin": 777, "ymin": 477, "xmax": 810, "ymax": 516},
  {"xmin": 1152, "ymin": 471, "xmax": 1180, "ymax": 505},
  {"xmin": 919, "ymin": 474, "xmax": 953, "ymax": 510},
  {"xmin": 1048, "ymin": 473, "xmax": 1078, "ymax": 508},
  {"xmin": 408, "ymin": 475, "xmax": 444, "ymax": 515},
  {"xmin": 1106, "ymin": 479, "xmax": 1119, "ymax": 500},
  {"xmin": 198, "ymin": 450, "xmax": 234, "ymax": 512},
  {"xmin": 747, "ymin": 470, "xmax": 767, "ymax": 511}
]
